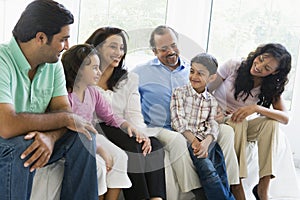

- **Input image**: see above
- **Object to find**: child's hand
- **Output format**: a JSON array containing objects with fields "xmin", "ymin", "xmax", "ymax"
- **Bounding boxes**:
[
  {"xmin": 67, "ymin": 113, "xmax": 98, "ymax": 140},
  {"xmin": 96, "ymin": 144, "xmax": 113, "ymax": 173},
  {"xmin": 198, "ymin": 136, "xmax": 213, "ymax": 158},
  {"xmin": 101, "ymin": 149, "xmax": 113, "ymax": 172},
  {"xmin": 191, "ymin": 138, "xmax": 207, "ymax": 158},
  {"xmin": 192, "ymin": 136, "xmax": 213, "ymax": 158}
]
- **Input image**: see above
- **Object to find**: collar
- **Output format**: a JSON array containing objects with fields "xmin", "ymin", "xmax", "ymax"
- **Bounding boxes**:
[
  {"xmin": 151, "ymin": 57, "xmax": 187, "ymax": 71},
  {"xmin": 9, "ymin": 37, "xmax": 31, "ymax": 72},
  {"xmin": 188, "ymin": 83, "xmax": 211, "ymax": 100},
  {"xmin": 9, "ymin": 37, "xmax": 47, "ymax": 74}
]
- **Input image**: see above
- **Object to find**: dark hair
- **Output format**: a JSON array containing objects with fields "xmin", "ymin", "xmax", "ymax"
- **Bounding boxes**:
[
  {"xmin": 85, "ymin": 27, "xmax": 128, "ymax": 91},
  {"xmin": 191, "ymin": 53, "xmax": 218, "ymax": 75},
  {"xmin": 13, "ymin": 0, "xmax": 74, "ymax": 42},
  {"xmin": 234, "ymin": 43, "xmax": 292, "ymax": 108},
  {"xmin": 149, "ymin": 25, "xmax": 178, "ymax": 50},
  {"xmin": 62, "ymin": 44, "xmax": 97, "ymax": 92}
]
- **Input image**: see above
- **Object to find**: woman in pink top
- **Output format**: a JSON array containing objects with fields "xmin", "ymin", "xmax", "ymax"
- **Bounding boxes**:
[
  {"xmin": 62, "ymin": 44, "xmax": 138, "ymax": 200},
  {"xmin": 208, "ymin": 43, "xmax": 292, "ymax": 200}
]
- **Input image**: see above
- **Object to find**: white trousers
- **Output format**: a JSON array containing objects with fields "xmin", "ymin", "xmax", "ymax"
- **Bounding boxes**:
[{"xmin": 30, "ymin": 134, "xmax": 131, "ymax": 200}]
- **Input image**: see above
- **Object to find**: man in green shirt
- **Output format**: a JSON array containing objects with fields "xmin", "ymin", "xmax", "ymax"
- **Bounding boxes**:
[{"xmin": 0, "ymin": 0, "xmax": 98, "ymax": 199}]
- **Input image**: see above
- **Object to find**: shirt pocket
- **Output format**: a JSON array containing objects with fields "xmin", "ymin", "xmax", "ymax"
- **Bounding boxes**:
[
  {"xmin": 31, "ymin": 87, "xmax": 54, "ymax": 112},
  {"xmin": 183, "ymin": 97, "xmax": 193, "ymax": 113}
]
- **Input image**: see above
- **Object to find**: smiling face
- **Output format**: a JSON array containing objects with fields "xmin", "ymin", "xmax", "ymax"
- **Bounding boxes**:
[
  {"xmin": 153, "ymin": 30, "xmax": 180, "ymax": 70},
  {"xmin": 78, "ymin": 54, "xmax": 101, "ymax": 87},
  {"xmin": 250, "ymin": 54, "xmax": 279, "ymax": 77},
  {"xmin": 189, "ymin": 62, "xmax": 212, "ymax": 93},
  {"xmin": 97, "ymin": 34, "xmax": 124, "ymax": 72},
  {"xmin": 40, "ymin": 25, "xmax": 71, "ymax": 63}
]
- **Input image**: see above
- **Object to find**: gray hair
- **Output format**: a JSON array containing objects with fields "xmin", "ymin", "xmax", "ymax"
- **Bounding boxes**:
[{"xmin": 149, "ymin": 25, "xmax": 178, "ymax": 49}]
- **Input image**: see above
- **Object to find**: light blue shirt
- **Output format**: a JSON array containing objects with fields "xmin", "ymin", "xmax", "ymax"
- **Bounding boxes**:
[
  {"xmin": 132, "ymin": 57, "xmax": 190, "ymax": 130},
  {"xmin": 0, "ymin": 37, "xmax": 67, "ymax": 113}
]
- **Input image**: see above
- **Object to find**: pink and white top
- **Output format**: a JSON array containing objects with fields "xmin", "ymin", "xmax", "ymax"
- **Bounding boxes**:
[
  {"xmin": 213, "ymin": 58, "xmax": 261, "ymax": 111},
  {"xmin": 68, "ymin": 86, "xmax": 125, "ymax": 127}
]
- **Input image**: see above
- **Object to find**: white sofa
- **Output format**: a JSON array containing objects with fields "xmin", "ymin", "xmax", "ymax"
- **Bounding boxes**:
[
  {"xmin": 30, "ymin": 130, "xmax": 300, "ymax": 200},
  {"xmin": 30, "ymin": 148, "xmax": 196, "ymax": 200}
]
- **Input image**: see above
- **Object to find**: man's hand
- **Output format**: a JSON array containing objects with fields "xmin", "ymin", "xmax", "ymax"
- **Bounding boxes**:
[
  {"xmin": 21, "ymin": 131, "xmax": 55, "ymax": 172},
  {"xmin": 67, "ymin": 113, "xmax": 98, "ymax": 140}
]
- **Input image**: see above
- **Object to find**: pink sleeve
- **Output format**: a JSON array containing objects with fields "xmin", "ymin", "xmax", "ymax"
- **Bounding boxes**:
[
  {"xmin": 91, "ymin": 87, "xmax": 126, "ymax": 127},
  {"xmin": 67, "ymin": 92, "xmax": 73, "ymax": 108}
]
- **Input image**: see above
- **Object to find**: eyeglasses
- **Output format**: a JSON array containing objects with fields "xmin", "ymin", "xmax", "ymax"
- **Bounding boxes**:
[{"xmin": 155, "ymin": 43, "xmax": 178, "ymax": 53}]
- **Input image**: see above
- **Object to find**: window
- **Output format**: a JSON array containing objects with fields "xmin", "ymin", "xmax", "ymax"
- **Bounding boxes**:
[
  {"xmin": 77, "ymin": 0, "xmax": 168, "ymax": 42},
  {"xmin": 0, "ymin": 0, "xmax": 79, "ymax": 44},
  {"xmin": 0, "ymin": 0, "xmax": 30, "ymax": 42},
  {"xmin": 77, "ymin": 0, "xmax": 168, "ymax": 69}
]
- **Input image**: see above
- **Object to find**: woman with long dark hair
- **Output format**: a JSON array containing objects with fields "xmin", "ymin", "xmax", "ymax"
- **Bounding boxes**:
[
  {"xmin": 86, "ymin": 27, "xmax": 166, "ymax": 200},
  {"xmin": 208, "ymin": 43, "xmax": 292, "ymax": 200}
]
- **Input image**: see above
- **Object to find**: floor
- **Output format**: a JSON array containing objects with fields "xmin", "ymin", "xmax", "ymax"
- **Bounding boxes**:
[
  {"xmin": 117, "ymin": 168, "xmax": 300, "ymax": 200},
  {"xmin": 245, "ymin": 167, "xmax": 300, "ymax": 200}
]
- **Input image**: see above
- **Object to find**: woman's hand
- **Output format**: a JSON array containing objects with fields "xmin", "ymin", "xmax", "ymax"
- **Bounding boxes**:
[
  {"xmin": 215, "ymin": 106, "xmax": 234, "ymax": 124},
  {"xmin": 120, "ymin": 121, "xmax": 144, "ymax": 143},
  {"xmin": 120, "ymin": 121, "xmax": 152, "ymax": 156},
  {"xmin": 215, "ymin": 106, "xmax": 225, "ymax": 124},
  {"xmin": 231, "ymin": 105, "xmax": 258, "ymax": 122},
  {"xmin": 141, "ymin": 136, "xmax": 152, "ymax": 156}
]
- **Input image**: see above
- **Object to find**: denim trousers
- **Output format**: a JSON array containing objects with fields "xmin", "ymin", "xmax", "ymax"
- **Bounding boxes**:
[
  {"xmin": 0, "ymin": 131, "xmax": 98, "ymax": 200},
  {"xmin": 188, "ymin": 142, "xmax": 235, "ymax": 200}
]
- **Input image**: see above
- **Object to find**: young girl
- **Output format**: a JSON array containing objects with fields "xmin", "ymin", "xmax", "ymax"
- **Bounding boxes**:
[
  {"xmin": 208, "ymin": 43, "xmax": 292, "ymax": 200},
  {"xmin": 61, "ymin": 44, "xmax": 135, "ymax": 200}
]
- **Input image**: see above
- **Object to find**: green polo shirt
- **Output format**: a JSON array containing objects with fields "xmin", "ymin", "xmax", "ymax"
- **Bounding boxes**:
[{"xmin": 0, "ymin": 37, "xmax": 67, "ymax": 113}]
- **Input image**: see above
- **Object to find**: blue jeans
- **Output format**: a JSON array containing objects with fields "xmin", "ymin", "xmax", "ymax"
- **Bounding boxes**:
[
  {"xmin": 0, "ymin": 131, "xmax": 98, "ymax": 200},
  {"xmin": 188, "ymin": 142, "xmax": 235, "ymax": 200}
]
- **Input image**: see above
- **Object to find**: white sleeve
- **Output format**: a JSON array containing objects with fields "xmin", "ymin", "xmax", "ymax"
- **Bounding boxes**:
[{"xmin": 124, "ymin": 72, "xmax": 147, "ymax": 129}]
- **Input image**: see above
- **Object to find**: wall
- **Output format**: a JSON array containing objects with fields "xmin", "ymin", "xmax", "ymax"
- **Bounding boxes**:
[{"xmin": 282, "ymin": 47, "xmax": 300, "ymax": 166}]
